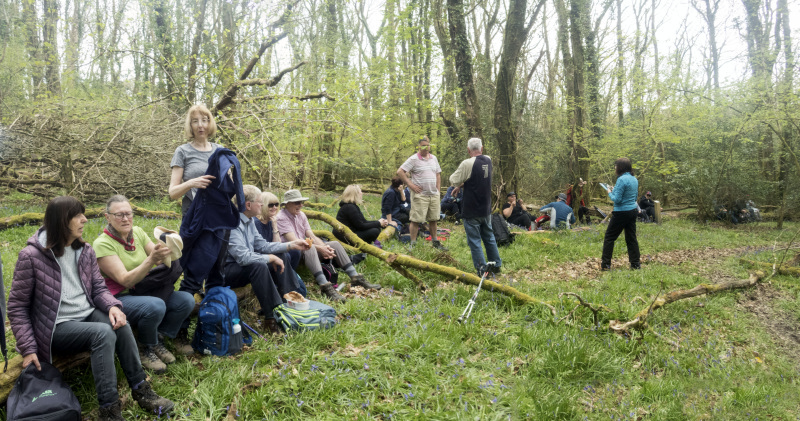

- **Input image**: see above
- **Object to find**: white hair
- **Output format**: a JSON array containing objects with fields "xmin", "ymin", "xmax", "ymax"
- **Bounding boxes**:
[{"xmin": 467, "ymin": 137, "xmax": 482, "ymax": 151}]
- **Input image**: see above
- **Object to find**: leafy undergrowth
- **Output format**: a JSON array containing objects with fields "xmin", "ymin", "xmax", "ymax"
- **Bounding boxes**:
[{"xmin": 1, "ymin": 194, "xmax": 799, "ymax": 419}]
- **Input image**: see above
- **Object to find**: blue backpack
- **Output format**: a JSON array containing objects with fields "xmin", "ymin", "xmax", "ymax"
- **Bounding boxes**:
[{"xmin": 192, "ymin": 287, "xmax": 252, "ymax": 356}]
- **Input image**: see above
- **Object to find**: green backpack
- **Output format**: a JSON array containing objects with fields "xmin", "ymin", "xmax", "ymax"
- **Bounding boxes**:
[{"xmin": 273, "ymin": 300, "xmax": 337, "ymax": 331}]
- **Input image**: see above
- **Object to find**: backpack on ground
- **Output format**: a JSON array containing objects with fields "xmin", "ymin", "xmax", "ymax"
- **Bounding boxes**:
[
  {"xmin": 320, "ymin": 259, "xmax": 339, "ymax": 286},
  {"xmin": 7, "ymin": 362, "xmax": 81, "ymax": 421},
  {"xmin": 192, "ymin": 286, "xmax": 252, "ymax": 356},
  {"xmin": 491, "ymin": 213, "xmax": 514, "ymax": 246},
  {"xmin": 273, "ymin": 300, "xmax": 337, "ymax": 331}
]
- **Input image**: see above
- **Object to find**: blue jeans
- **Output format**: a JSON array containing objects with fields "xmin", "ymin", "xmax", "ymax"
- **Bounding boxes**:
[
  {"xmin": 118, "ymin": 292, "xmax": 195, "ymax": 346},
  {"xmin": 51, "ymin": 309, "xmax": 146, "ymax": 406},
  {"xmin": 463, "ymin": 216, "xmax": 502, "ymax": 272}
]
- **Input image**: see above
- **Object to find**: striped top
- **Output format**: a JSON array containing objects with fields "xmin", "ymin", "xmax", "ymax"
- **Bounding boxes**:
[{"xmin": 400, "ymin": 153, "xmax": 441, "ymax": 196}]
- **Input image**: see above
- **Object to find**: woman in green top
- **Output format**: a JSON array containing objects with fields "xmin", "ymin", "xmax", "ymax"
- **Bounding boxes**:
[{"xmin": 94, "ymin": 195, "xmax": 195, "ymax": 372}]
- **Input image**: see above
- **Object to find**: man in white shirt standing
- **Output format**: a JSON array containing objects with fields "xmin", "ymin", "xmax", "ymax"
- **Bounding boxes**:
[{"xmin": 396, "ymin": 136, "xmax": 447, "ymax": 250}]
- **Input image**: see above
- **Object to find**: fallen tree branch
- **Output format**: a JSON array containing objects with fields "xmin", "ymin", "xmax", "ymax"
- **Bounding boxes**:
[
  {"xmin": 557, "ymin": 292, "xmax": 611, "ymax": 325},
  {"xmin": 609, "ymin": 271, "xmax": 765, "ymax": 335},
  {"xmin": 0, "ymin": 205, "xmax": 180, "ymax": 231},
  {"xmin": 739, "ymin": 258, "xmax": 800, "ymax": 276},
  {"xmin": 304, "ymin": 210, "xmax": 556, "ymax": 314}
]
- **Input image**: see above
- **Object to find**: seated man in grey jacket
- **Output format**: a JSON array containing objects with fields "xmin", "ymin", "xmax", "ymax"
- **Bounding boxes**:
[{"xmin": 218, "ymin": 185, "xmax": 311, "ymax": 334}]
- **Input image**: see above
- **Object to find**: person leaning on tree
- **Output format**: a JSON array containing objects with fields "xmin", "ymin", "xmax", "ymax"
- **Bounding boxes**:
[
  {"xmin": 396, "ymin": 136, "xmax": 447, "ymax": 251},
  {"xmin": 601, "ymin": 157, "xmax": 641, "ymax": 271},
  {"xmin": 449, "ymin": 137, "xmax": 502, "ymax": 276}
]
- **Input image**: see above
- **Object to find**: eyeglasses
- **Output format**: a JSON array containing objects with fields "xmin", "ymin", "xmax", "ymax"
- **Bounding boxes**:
[
  {"xmin": 267, "ymin": 203, "xmax": 280, "ymax": 208},
  {"xmin": 109, "ymin": 212, "xmax": 133, "ymax": 220}
]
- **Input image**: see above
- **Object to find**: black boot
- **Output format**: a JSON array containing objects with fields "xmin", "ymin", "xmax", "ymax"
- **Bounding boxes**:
[{"xmin": 98, "ymin": 401, "xmax": 126, "ymax": 421}]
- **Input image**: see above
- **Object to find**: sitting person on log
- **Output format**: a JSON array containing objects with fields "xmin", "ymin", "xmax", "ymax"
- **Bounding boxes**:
[
  {"xmin": 638, "ymin": 191, "xmax": 655, "ymax": 222},
  {"xmin": 9, "ymin": 196, "xmax": 174, "ymax": 420},
  {"xmin": 212, "ymin": 185, "xmax": 311, "ymax": 335},
  {"xmin": 335, "ymin": 184, "xmax": 396, "ymax": 246},
  {"xmin": 277, "ymin": 189, "xmax": 382, "ymax": 303},
  {"xmin": 256, "ymin": 190, "xmax": 303, "ymax": 277},
  {"xmin": 502, "ymin": 191, "xmax": 532, "ymax": 230},
  {"xmin": 381, "ymin": 176, "xmax": 410, "ymax": 226},
  {"xmin": 537, "ymin": 193, "xmax": 576, "ymax": 229},
  {"xmin": 94, "ymin": 195, "xmax": 195, "ymax": 372},
  {"xmin": 440, "ymin": 185, "xmax": 463, "ymax": 222}
]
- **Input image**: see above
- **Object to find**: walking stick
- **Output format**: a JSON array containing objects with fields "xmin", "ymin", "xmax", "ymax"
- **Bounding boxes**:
[{"xmin": 457, "ymin": 261, "xmax": 496, "ymax": 323}]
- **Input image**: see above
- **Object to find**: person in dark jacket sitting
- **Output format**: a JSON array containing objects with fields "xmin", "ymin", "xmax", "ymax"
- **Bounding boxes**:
[
  {"xmin": 441, "ymin": 185, "xmax": 463, "ymax": 222},
  {"xmin": 502, "ymin": 191, "xmax": 532, "ymax": 230},
  {"xmin": 638, "ymin": 191, "xmax": 655, "ymax": 222},
  {"xmin": 8, "ymin": 196, "xmax": 174, "ymax": 421},
  {"xmin": 336, "ymin": 184, "xmax": 397, "ymax": 245},
  {"xmin": 381, "ymin": 176, "xmax": 410, "ymax": 226}
]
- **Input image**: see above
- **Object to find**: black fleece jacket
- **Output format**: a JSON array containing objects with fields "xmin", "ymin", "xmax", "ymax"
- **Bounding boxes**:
[{"xmin": 336, "ymin": 202, "xmax": 382, "ymax": 232}]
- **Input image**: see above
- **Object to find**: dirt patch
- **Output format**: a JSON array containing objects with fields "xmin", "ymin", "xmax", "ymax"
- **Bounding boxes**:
[
  {"xmin": 530, "ymin": 246, "xmax": 762, "ymax": 282},
  {"xmin": 737, "ymin": 284, "xmax": 800, "ymax": 366}
]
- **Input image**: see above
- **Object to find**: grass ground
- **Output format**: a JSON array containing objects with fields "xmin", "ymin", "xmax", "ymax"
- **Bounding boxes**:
[{"xmin": 1, "ymin": 192, "xmax": 799, "ymax": 420}]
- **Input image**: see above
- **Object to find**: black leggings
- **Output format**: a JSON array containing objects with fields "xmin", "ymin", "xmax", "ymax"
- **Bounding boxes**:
[
  {"xmin": 601, "ymin": 209, "xmax": 640, "ymax": 269},
  {"xmin": 334, "ymin": 227, "xmax": 382, "ymax": 245}
]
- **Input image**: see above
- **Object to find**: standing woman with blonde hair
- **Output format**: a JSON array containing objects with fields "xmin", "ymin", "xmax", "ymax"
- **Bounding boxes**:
[
  {"xmin": 169, "ymin": 104, "xmax": 220, "ymax": 215},
  {"xmin": 335, "ymin": 184, "xmax": 396, "ymax": 245}
]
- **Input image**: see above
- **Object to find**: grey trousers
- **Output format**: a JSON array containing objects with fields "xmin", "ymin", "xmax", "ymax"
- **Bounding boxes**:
[
  {"xmin": 300, "ymin": 241, "xmax": 352, "ymax": 285},
  {"xmin": 51, "ymin": 308, "xmax": 146, "ymax": 406}
]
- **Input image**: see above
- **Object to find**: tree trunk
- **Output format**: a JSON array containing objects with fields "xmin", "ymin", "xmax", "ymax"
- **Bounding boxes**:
[
  {"xmin": 447, "ymin": 0, "xmax": 483, "ymax": 140},
  {"xmin": 42, "ymin": 0, "xmax": 61, "ymax": 95},
  {"xmin": 319, "ymin": 0, "xmax": 339, "ymax": 191},
  {"xmin": 187, "ymin": 0, "xmax": 209, "ymax": 103},
  {"xmin": 493, "ymin": 0, "xmax": 544, "ymax": 195},
  {"xmin": 615, "ymin": 0, "xmax": 624, "ymax": 125},
  {"xmin": 22, "ymin": 0, "xmax": 42, "ymax": 95}
]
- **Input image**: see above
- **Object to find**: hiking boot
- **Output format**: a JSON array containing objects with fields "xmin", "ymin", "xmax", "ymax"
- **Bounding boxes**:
[
  {"xmin": 350, "ymin": 274, "xmax": 381, "ymax": 290},
  {"xmin": 320, "ymin": 283, "xmax": 346, "ymax": 303},
  {"xmin": 139, "ymin": 346, "xmax": 167, "ymax": 373},
  {"xmin": 98, "ymin": 400, "xmax": 125, "ymax": 421},
  {"xmin": 173, "ymin": 329, "xmax": 194, "ymax": 356},
  {"xmin": 264, "ymin": 318, "xmax": 283, "ymax": 336},
  {"xmin": 432, "ymin": 240, "xmax": 449, "ymax": 251},
  {"xmin": 132, "ymin": 381, "xmax": 175, "ymax": 415},
  {"xmin": 152, "ymin": 342, "xmax": 176, "ymax": 364}
]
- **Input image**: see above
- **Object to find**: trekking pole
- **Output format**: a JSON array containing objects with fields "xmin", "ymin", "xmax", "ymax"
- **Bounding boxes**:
[
  {"xmin": 241, "ymin": 321, "xmax": 270, "ymax": 344},
  {"xmin": 457, "ymin": 261, "xmax": 496, "ymax": 324}
]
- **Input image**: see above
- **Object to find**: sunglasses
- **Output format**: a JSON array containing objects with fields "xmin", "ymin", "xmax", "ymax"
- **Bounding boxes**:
[{"xmin": 267, "ymin": 203, "xmax": 280, "ymax": 208}]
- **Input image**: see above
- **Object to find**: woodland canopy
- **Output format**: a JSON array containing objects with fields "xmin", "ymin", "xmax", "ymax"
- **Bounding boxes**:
[{"xmin": 0, "ymin": 0, "xmax": 797, "ymax": 224}]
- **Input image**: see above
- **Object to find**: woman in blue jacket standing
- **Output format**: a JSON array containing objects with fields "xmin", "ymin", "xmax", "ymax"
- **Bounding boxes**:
[{"xmin": 601, "ymin": 158, "xmax": 641, "ymax": 270}]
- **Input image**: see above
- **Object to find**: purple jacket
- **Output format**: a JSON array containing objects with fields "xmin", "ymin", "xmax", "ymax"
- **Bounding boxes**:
[{"xmin": 8, "ymin": 229, "xmax": 122, "ymax": 363}]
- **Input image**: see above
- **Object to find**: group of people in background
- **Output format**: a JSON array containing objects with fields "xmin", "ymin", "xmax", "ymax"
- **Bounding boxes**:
[{"xmin": 8, "ymin": 104, "xmax": 645, "ymax": 419}]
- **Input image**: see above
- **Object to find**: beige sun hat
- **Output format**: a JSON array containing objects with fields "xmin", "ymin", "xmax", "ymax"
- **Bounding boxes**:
[
  {"xmin": 281, "ymin": 189, "xmax": 310, "ymax": 205},
  {"xmin": 153, "ymin": 226, "xmax": 183, "ymax": 268}
]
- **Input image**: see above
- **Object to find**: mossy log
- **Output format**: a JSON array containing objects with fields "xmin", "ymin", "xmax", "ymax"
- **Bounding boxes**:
[
  {"xmin": 739, "ymin": 258, "xmax": 800, "ymax": 276},
  {"xmin": 376, "ymin": 225, "xmax": 397, "ymax": 243},
  {"xmin": 0, "ymin": 205, "xmax": 179, "ymax": 231},
  {"xmin": 0, "ymin": 352, "xmax": 91, "ymax": 404},
  {"xmin": 304, "ymin": 210, "xmax": 556, "ymax": 314},
  {"xmin": 609, "ymin": 271, "xmax": 765, "ymax": 334}
]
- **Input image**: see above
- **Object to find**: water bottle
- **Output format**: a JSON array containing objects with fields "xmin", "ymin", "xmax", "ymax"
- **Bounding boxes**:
[{"xmin": 232, "ymin": 318, "xmax": 241, "ymax": 334}]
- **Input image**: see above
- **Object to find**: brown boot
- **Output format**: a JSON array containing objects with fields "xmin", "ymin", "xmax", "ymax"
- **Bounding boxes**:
[
  {"xmin": 132, "ymin": 381, "xmax": 174, "ymax": 415},
  {"xmin": 264, "ymin": 318, "xmax": 283, "ymax": 336},
  {"xmin": 320, "ymin": 283, "xmax": 346, "ymax": 302},
  {"xmin": 350, "ymin": 274, "xmax": 381, "ymax": 290}
]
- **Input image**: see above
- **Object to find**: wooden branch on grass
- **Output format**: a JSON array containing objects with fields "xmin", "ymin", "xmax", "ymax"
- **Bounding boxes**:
[
  {"xmin": 0, "ymin": 205, "xmax": 180, "ymax": 231},
  {"xmin": 739, "ymin": 258, "xmax": 800, "ymax": 276},
  {"xmin": 304, "ymin": 210, "xmax": 556, "ymax": 314},
  {"xmin": 609, "ymin": 271, "xmax": 765, "ymax": 335},
  {"xmin": 558, "ymin": 292, "xmax": 612, "ymax": 325}
]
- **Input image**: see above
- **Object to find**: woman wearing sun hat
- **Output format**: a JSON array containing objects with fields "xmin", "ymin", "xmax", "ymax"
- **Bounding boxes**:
[{"xmin": 276, "ymin": 189, "xmax": 381, "ymax": 302}]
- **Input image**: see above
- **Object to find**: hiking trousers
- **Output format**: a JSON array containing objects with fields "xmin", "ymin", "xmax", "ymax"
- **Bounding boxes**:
[{"xmin": 601, "ymin": 209, "xmax": 640, "ymax": 269}]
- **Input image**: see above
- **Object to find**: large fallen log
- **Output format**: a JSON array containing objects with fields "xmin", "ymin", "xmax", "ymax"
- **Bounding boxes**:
[
  {"xmin": 304, "ymin": 210, "xmax": 556, "ymax": 314},
  {"xmin": 0, "ymin": 205, "xmax": 180, "ymax": 231}
]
